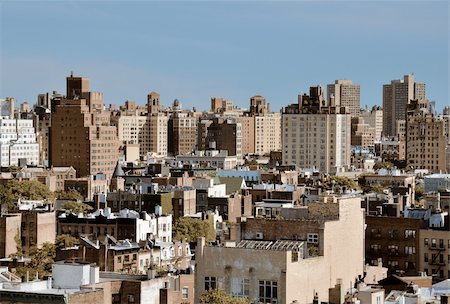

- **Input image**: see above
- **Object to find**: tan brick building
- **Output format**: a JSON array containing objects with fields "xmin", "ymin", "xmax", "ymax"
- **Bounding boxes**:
[
  {"xmin": 50, "ymin": 75, "xmax": 119, "ymax": 178},
  {"xmin": 406, "ymin": 99, "xmax": 447, "ymax": 173}
]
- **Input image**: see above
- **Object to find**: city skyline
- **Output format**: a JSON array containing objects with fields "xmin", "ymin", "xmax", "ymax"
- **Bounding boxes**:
[{"xmin": 0, "ymin": 1, "xmax": 448, "ymax": 112}]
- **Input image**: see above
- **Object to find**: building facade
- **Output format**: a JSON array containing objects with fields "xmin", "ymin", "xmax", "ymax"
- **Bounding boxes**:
[
  {"xmin": 382, "ymin": 74, "xmax": 426, "ymax": 137},
  {"xmin": 327, "ymin": 79, "xmax": 361, "ymax": 116},
  {"xmin": 282, "ymin": 86, "xmax": 351, "ymax": 173},
  {"xmin": 49, "ymin": 75, "xmax": 119, "ymax": 178}
]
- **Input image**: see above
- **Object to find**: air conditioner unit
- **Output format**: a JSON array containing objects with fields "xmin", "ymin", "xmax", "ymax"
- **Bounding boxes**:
[{"xmin": 256, "ymin": 232, "xmax": 263, "ymax": 240}]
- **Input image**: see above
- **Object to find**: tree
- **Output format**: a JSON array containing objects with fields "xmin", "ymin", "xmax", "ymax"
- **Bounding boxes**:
[
  {"xmin": 173, "ymin": 217, "xmax": 215, "ymax": 243},
  {"xmin": 55, "ymin": 234, "xmax": 79, "ymax": 249},
  {"xmin": 15, "ymin": 242, "xmax": 56, "ymax": 279},
  {"xmin": 62, "ymin": 201, "xmax": 93, "ymax": 215},
  {"xmin": 199, "ymin": 289, "xmax": 251, "ymax": 304},
  {"xmin": 0, "ymin": 180, "xmax": 54, "ymax": 210},
  {"xmin": 322, "ymin": 176, "xmax": 360, "ymax": 191},
  {"xmin": 55, "ymin": 188, "xmax": 83, "ymax": 201},
  {"xmin": 373, "ymin": 161, "xmax": 394, "ymax": 171}
]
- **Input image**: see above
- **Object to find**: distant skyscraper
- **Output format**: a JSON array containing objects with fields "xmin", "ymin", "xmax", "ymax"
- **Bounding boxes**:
[
  {"xmin": 327, "ymin": 80, "xmax": 360, "ymax": 116},
  {"xmin": 282, "ymin": 86, "xmax": 351, "ymax": 173},
  {"xmin": 382, "ymin": 74, "xmax": 425, "ymax": 137}
]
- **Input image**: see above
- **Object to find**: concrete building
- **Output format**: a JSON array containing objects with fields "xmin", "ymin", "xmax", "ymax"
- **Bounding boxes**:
[
  {"xmin": 146, "ymin": 113, "xmax": 168, "ymax": 157},
  {"xmin": 282, "ymin": 86, "xmax": 351, "ymax": 173},
  {"xmin": 0, "ymin": 116, "xmax": 39, "ymax": 167},
  {"xmin": 382, "ymin": 74, "xmax": 426, "ymax": 137},
  {"xmin": 18, "ymin": 166, "xmax": 76, "ymax": 192},
  {"xmin": 195, "ymin": 195, "xmax": 365, "ymax": 304},
  {"xmin": 49, "ymin": 75, "xmax": 119, "ymax": 178},
  {"xmin": 254, "ymin": 113, "xmax": 281, "ymax": 156},
  {"xmin": 406, "ymin": 99, "xmax": 447, "ymax": 173},
  {"xmin": 327, "ymin": 79, "xmax": 361, "ymax": 116},
  {"xmin": 361, "ymin": 106, "xmax": 383, "ymax": 142}
]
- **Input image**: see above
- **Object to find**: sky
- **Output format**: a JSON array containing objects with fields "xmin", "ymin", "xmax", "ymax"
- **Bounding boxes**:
[{"xmin": 0, "ymin": 0, "xmax": 448, "ymax": 113}]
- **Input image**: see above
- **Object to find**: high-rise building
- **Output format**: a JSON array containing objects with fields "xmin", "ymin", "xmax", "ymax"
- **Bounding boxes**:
[
  {"xmin": 0, "ymin": 115, "xmax": 39, "ymax": 167},
  {"xmin": 327, "ymin": 79, "xmax": 361, "ymax": 116},
  {"xmin": 199, "ymin": 117, "xmax": 242, "ymax": 156},
  {"xmin": 248, "ymin": 96, "xmax": 281, "ymax": 156},
  {"xmin": 282, "ymin": 86, "xmax": 351, "ymax": 173},
  {"xmin": 406, "ymin": 99, "xmax": 447, "ymax": 173},
  {"xmin": 49, "ymin": 75, "xmax": 119, "ymax": 178},
  {"xmin": 236, "ymin": 115, "xmax": 255, "ymax": 156},
  {"xmin": 210, "ymin": 97, "xmax": 233, "ymax": 113},
  {"xmin": 382, "ymin": 74, "xmax": 426, "ymax": 137},
  {"xmin": 168, "ymin": 109, "xmax": 198, "ymax": 156}
]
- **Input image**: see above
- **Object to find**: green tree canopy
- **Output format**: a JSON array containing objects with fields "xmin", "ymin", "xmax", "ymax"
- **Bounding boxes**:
[
  {"xmin": 0, "ymin": 180, "xmax": 54, "ymax": 209},
  {"xmin": 15, "ymin": 242, "xmax": 56, "ymax": 279},
  {"xmin": 322, "ymin": 176, "xmax": 360, "ymax": 191},
  {"xmin": 62, "ymin": 201, "xmax": 93, "ymax": 215},
  {"xmin": 199, "ymin": 289, "xmax": 251, "ymax": 304},
  {"xmin": 55, "ymin": 234, "xmax": 79, "ymax": 249},
  {"xmin": 173, "ymin": 217, "xmax": 215, "ymax": 243},
  {"xmin": 55, "ymin": 188, "xmax": 83, "ymax": 201},
  {"xmin": 373, "ymin": 161, "xmax": 394, "ymax": 171}
]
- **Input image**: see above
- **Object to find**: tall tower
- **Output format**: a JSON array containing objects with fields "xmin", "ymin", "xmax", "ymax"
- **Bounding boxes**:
[
  {"xmin": 50, "ymin": 75, "xmax": 119, "ymax": 178},
  {"xmin": 327, "ymin": 80, "xmax": 360, "ymax": 116},
  {"xmin": 382, "ymin": 74, "xmax": 425, "ymax": 137}
]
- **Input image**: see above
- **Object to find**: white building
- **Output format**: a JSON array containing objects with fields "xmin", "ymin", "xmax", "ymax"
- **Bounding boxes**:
[{"xmin": 0, "ymin": 117, "xmax": 39, "ymax": 167}]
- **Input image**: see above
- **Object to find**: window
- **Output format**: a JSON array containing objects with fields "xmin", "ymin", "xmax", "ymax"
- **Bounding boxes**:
[
  {"xmin": 127, "ymin": 294, "xmax": 135, "ymax": 303},
  {"xmin": 182, "ymin": 287, "xmax": 189, "ymax": 299},
  {"xmin": 259, "ymin": 280, "xmax": 277, "ymax": 304},
  {"xmin": 232, "ymin": 278, "xmax": 249, "ymax": 297},
  {"xmin": 204, "ymin": 276, "xmax": 217, "ymax": 290},
  {"xmin": 404, "ymin": 246, "xmax": 416, "ymax": 254},
  {"xmin": 307, "ymin": 233, "xmax": 319, "ymax": 244},
  {"xmin": 424, "ymin": 238, "xmax": 429, "ymax": 246},
  {"xmin": 404, "ymin": 229, "xmax": 415, "ymax": 238}
]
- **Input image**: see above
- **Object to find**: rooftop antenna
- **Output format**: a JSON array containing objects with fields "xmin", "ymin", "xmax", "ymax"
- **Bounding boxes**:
[{"xmin": 70, "ymin": 71, "xmax": 74, "ymax": 77}]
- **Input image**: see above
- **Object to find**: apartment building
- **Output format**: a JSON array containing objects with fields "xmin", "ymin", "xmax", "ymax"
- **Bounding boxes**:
[
  {"xmin": 282, "ymin": 86, "xmax": 351, "ymax": 173},
  {"xmin": 419, "ymin": 229, "xmax": 450, "ymax": 280},
  {"xmin": 382, "ymin": 74, "xmax": 426, "ymax": 137},
  {"xmin": 351, "ymin": 116, "xmax": 375, "ymax": 149},
  {"xmin": 195, "ymin": 195, "xmax": 365, "ymax": 304},
  {"xmin": 49, "ymin": 75, "xmax": 119, "ymax": 178},
  {"xmin": 0, "ymin": 116, "xmax": 39, "ymax": 167},
  {"xmin": 361, "ymin": 106, "xmax": 383, "ymax": 142},
  {"xmin": 406, "ymin": 99, "xmax": 447, "ymax": 173},
  {"xmin": 199, "ymin": 117, "xmax": 242, "ymax": 156},
  {"xmin": 327, "ymin": 79, "xmax": 361, "ymax": 116},
  {"xmin": 168, "ymin": 111, "xmax": 197, "ymax": 156}
]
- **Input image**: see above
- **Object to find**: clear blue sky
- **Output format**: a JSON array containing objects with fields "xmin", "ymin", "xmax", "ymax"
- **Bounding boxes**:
[{"xmin": 1, "ymin": 1, "xmax": 448, "ymax": 112}]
